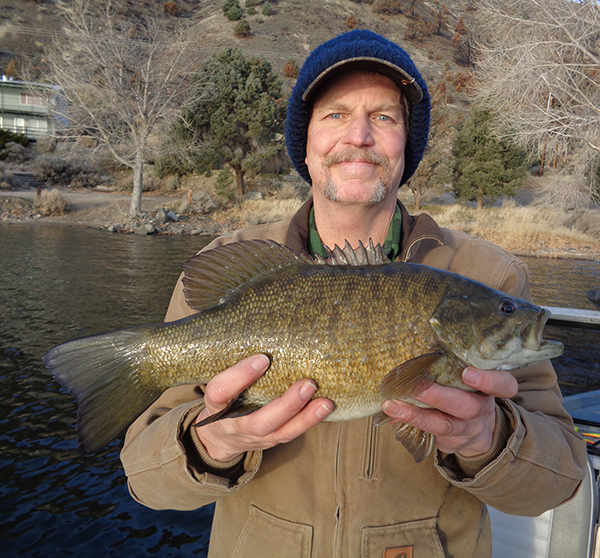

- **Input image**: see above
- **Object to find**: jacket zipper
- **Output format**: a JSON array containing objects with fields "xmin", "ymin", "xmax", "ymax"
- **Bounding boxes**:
[
  {"xmin": 402, "ymin": 235, "xmax": 443, "ymax": 263},
  {"xmin": 333, "ymin": 423, "xmax": 343, "ymax": 557},
  {"xmin": 362, "ymin": 416, "xmax": 378, "ymax": 480}
]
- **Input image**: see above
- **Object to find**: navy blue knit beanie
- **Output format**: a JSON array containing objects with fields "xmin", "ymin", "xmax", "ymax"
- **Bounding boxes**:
[{"xmin": 286, "ymin": 29, "xmax": 430, "ymax": 186}]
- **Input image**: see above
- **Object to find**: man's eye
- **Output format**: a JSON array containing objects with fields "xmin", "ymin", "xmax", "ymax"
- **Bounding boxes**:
[
  {"xmin": 328, "ymin": 113, "xmax": 342, "ymax": 119},
  {"xmin": 377, "ymin": 114, "xmax": 391, "ymax": 122}
]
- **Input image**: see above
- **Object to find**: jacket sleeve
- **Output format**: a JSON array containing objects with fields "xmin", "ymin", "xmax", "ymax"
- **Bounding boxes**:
[
  {"xmin": 434, "ymin": 253, "xmax": 588, "ymax": 515},
  {"xmin": 121, "ymin": 383, "xmax": 263, "ymax": 511}
]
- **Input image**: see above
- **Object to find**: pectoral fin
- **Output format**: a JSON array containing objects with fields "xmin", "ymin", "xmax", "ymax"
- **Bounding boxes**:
[
  {"xmin": 377, "ymin": 353, "xmax": 442, "ymax": 463},
  {"xmin": 193, "ymin": 396, "xmax": 263, "ymax": 428},
  {"xmin": 373, "ymin": 411, "xmax": 434, "ymax": 463},
  {"xmin": 379, "ymin": 352, "xmax": 442, "ymax": 400},
  {"xmin": 391, "ymin": 422, "xmax": 434, "ymax": 463}
]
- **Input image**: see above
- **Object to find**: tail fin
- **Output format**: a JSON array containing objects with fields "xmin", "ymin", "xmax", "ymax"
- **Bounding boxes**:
[{"xmin": 44, "ymin": 326, "xmax": 162, "ymax": 455}]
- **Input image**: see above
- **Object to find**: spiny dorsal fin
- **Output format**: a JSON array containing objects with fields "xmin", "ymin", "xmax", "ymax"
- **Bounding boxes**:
[
  {"xmin": 320, "ymin": 239, "xmax": 390, "ymax": 266},
  {"xmin": 181, "ymin": 239, "xmax": 312, "ymax": 312}
]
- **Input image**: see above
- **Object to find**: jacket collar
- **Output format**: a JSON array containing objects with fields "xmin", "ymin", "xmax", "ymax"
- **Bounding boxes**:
[{"xmin": 285, "ymin": 197, "xmax": 444, "ymax": 261}]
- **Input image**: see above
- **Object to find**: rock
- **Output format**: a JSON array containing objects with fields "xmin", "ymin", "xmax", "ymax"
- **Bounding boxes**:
[
  {"xmin": 192, "ymin": 191, "xmax": 220, "ymax": 214},
  {"xmin": 246, "ymin": 190, "xmax": 263, "ymax": 200},
  {"xmin": 135, "ymin": 224, "xmax": 157, "ymax": 235},
  {"xmin": 156, "ymin": 208, "xmax": 168, "ymax": 223},
  {"xmin": 167, "ymin": 210, "xmax": 179, "ymax": 222},
  {"xmin": 107, "ymin": 223, "xmax": 120, "ymax": 232}
]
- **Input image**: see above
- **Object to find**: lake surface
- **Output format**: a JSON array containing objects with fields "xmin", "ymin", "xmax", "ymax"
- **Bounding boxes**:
[
  {"xmin": 0, "ymin": 223, "xmax": 213, "ymax": 558},
  {"xmin": 0, "ymin": 222, "xmax": 599, "ymax": 557}
]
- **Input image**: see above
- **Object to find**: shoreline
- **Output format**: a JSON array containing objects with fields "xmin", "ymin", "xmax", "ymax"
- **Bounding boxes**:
[{"xmin": 2, "ymin": 187, "xmax": 599, "ymax": 262}]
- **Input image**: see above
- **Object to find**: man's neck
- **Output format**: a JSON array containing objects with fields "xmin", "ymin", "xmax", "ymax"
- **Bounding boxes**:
[{"xmin": 312, "ymin": 195, "xmax": 398, "ymax": 250}]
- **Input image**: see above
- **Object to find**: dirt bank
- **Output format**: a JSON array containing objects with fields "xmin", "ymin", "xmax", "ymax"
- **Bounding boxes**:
[
  {"xmin": 0, "ymin": 187, "xmax": 231, "ymax": 236},
  {"xmin": 1, "ymin": 187, "xmax": 599, "ymax": 261}
]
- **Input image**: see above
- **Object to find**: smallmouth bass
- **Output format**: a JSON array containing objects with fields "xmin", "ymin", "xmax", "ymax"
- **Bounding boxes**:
[{"xmin": 44, "ymin": 240, "xmax": 562, "ymax": 462}]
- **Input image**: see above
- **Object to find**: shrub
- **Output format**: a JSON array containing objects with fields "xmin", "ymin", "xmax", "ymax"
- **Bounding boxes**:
[
  {"xmin": 0, "ymin": 162, "xmax": 18, "ymax": 189},
  {"xmin": 283, "ymin": 59, "xmax": 299, "ymax": 79},
  {"xmin": 227, "ymin": 4, "xmax": 243, "ymax": 20},
  {"xmin": 372, "ymin": 0, "xmax": 403, "ymax": 15},
  {"xmin": 31, "ymin": 156, "xmax": 105, "ymax": 189},
  {"xmin": 261, "ymin": 1, "xmax": 272, "ymax": 15},
  {"xmin": 0, "ymin": 141, "xmax": 32, "ymax": 164},
  {"xmin": 35, "ymin": 188, "xmax": 70, "ymax": 216},
  {"xmin": 234, "ymin": 19, "xmax": 251, "ymax": 37},
  {"xmin": 222, "ymin": 0, "xmax": 239, "ymax": 14},
  {"xmin": 164, "ymin": 2, "xmax": 180, "ymax": 16},
  {"xmin": 346, "ymin": 13, "xmax": 358, "ymax": 29},
  {"xmin": 0, "ymin": 129, "xmax": 29, "ymax": 151},
  {"xmin": 245, "ymin": 0, "xmax": 261, "ymax": 6},
  {"xmin": 215, "ymin": 168, "xmax": 235, "ymax": 199}
]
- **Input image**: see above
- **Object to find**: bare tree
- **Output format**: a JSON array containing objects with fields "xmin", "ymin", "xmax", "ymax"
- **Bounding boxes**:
[
  {"xmin": 474, "ymin": 0, "xmax": 600, "ymax": 207},
  {"xmin": 44, "ymin": 0, "xmax": 203, "ymax": 215}
]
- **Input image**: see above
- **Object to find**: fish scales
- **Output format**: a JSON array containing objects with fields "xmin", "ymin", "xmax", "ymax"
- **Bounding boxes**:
[
  {"xmin": 138, "ymin": 263, "xmax": 453, "ymax": 420},
  {"xmin": 44, "ymin": 239, "xmax": 563, "ymax": 460}
]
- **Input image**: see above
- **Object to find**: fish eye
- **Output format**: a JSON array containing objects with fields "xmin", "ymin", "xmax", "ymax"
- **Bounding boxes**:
[{"xmin": 500, "ymin": 300, "xmax": 516, "ymax": 315}]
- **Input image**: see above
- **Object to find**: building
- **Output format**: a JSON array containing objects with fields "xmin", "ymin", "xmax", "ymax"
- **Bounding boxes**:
[{"xmin": 0, "ymin": 75, "xmax": 67, "ymax": 139}]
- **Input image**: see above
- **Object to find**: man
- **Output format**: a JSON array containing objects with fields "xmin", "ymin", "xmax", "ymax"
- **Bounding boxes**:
[{"xmin": 121, "ymin": 30, "xmax": 586, "ymax": 557}]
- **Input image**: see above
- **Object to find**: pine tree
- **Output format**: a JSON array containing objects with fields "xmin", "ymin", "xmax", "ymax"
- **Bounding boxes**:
[
  {"xmin": 174, "ymin": 47, "xmax": 286, "ymax": 196},
  {"xmin": 452, "ymin": 108, "xmax": 528, "ymax": 209}
]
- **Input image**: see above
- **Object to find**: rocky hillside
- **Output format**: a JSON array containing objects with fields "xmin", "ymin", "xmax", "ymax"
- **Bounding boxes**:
[{"xmin": 0, "ymin": 0, "xmax": 483, "ymax": 103}]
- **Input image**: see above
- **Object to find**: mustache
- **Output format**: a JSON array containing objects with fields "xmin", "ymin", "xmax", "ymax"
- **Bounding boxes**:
[{"xmin": 322, "ymin": 148, "xmax": 390, "ymax": 169}]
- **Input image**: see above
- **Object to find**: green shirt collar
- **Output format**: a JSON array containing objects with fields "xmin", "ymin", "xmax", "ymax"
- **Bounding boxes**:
[{"xmin": 307, "ymin": 204, "xmax": 402, "ymax": 261}]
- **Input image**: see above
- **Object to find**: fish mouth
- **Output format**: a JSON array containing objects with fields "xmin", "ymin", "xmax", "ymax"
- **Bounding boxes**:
[{"xmin": 522, "ymin": 307, "xmax": 563, "ymax": 357}]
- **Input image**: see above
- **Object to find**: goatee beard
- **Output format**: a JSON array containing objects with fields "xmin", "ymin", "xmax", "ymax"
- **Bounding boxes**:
[
  {"xmin": 323, "ymin": 176, "xmax": 389, "ymax": 205},
  {"xmin": 322, "ymin": 148, "xmax": 392, "ymax": 205}
]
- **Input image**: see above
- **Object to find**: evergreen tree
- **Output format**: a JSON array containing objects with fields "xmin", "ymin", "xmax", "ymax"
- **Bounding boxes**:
[
  {"xmin": 173, "ymin": 47, "xmax": 286, "ymax": 196},
  {"xmin": 452, "ymin": 108, "xmax": 528, "ymax": 209}
]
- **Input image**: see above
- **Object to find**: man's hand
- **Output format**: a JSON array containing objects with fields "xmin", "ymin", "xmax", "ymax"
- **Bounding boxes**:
[
  {"xmin": 195, "ymin": 354, "xmax": 335, "ymax": 462},
  {"xmin": 382, "ymin": 367, "xmax": 518, "ymax": 458}
]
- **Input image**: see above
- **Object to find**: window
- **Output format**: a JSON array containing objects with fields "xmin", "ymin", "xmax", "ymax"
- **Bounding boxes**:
[{"xmin": 20, "ymin": 92, "xmax": 46, "ymax": 107}]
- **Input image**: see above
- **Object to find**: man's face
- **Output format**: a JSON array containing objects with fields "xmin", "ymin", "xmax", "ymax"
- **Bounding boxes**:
[{"xmin": 305, "ymin": 71, "xmax": 408, "ymax": 207}]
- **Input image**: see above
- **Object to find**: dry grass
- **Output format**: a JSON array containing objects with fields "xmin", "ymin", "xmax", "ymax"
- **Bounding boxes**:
[
  {"xmin": 35, "ymin": 188, "xmax": 70, "ymax": 216},
  {"xmin": 429, "ymin": 201, "xmax": 600, "ymax": 256},
  {"xmin": 212, "ymin": 198, "xmax": 303, "ymax": 227}
]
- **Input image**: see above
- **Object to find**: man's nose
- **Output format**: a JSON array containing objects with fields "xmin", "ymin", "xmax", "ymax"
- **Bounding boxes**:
[{"xmin": 342, "ymin": 114, "xmax": 375, "ymax": 147}]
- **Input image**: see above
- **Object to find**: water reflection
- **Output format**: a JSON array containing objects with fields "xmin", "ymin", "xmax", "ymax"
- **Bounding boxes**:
[{"xmin": 0, "ymin": 223, "xmax": 213, "ymax": 557}]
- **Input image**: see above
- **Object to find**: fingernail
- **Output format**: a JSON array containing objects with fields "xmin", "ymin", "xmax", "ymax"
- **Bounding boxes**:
[
  {"xmin": 316, "ymin": 401, "xmax": 334, "ymax": 419},
  {"xmin": 251, "ymin": 354, "xmax": 271, "ymax": 371},
  {"xmin": 300, "ymin": 380, "xmax": 317, "ymax": 401},
  {"xmin": 462, "ymin": 368, "xmax": 480, "ymax": 386}
]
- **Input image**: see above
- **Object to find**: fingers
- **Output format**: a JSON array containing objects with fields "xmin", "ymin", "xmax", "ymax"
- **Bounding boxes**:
[
  {"xmin": 196, "ymin": 354, "xmax": 334, "ymax": 462},
  {"xmin": 238, "ymin": 379, "xmax": 331, "ymax": 439},
  {"xmin": 382, "ymin": 368, "xmax": 517, "ymax": 457},
  {"xmin": 461, "ymin": 368, "xmax": 518, "ymax": 399},
  {"xmin": 203, "ymin": 354, "xmax": 271, "ymax": 410}
]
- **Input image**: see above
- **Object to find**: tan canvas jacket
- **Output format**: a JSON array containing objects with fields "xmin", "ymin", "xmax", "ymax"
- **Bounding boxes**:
[{"xmin": 121, "ymin": 199, "xmax": 587, "ymax": 558}]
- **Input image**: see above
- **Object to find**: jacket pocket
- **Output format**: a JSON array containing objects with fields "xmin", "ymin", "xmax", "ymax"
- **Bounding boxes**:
[
  {"xmin": 232, "ymin": 504, "xmax": 313, "ymax": 558},
  {"xmin": 362, "ymin": 517, "xmax": 444, "ymax": 558}
]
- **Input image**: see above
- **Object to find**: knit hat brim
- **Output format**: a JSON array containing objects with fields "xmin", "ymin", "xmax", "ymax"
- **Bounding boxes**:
[{"xmin": 302, "ymin": 57, "xmax": 423, "ymax": 105}]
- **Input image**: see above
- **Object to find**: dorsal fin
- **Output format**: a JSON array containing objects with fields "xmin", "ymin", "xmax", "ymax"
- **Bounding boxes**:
[
  {"xmin": 319, "ymin": 239, "xmax": 391, "ymax": 266},
  {"xmin": 181, "ymin": 239, "xmax": 390, "ymax": 312},
  {"xmin": 181, "ymin": 240, "xmax": 312, "ymax": 312}
]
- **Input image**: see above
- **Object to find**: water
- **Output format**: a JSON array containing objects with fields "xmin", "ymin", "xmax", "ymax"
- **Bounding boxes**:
[
  {"xmin": 0, "ymin": 223, "xmax": 598, "ymax": 557},
  {"xmin": 521, "ymin": 256, "xmax": 600, "ymax": 395},
  {"xmin": 0, "ymin": 223, "xmax": 214, "ymax": 558}
]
